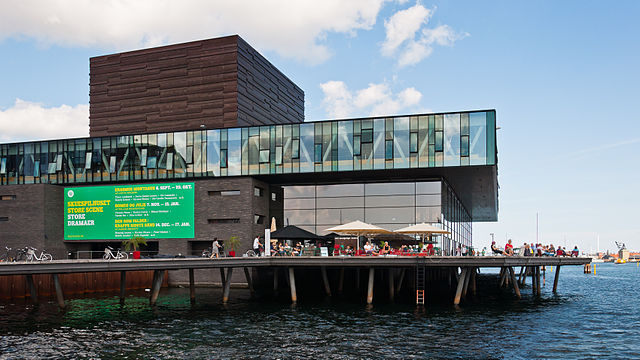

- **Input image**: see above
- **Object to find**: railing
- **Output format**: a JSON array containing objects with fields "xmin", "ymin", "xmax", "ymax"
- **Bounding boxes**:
[{"xmin": 74, "ymin": 251, "xmax": 158, "ymax": 260}]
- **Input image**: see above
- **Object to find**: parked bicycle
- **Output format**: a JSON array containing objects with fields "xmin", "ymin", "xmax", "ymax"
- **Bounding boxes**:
[
  {"xmin": 245, "ymin": 249, "xmax": 257, "ymax": 257},
  {"xmin": 26, "ymin": 247, "xmax": 53, "ymax": 262},
  {"xmin": 14, "ymin": 247, "xmax": 28, "ymax": 262},
  {"xmin": 201, "ymin": 247, "xmax": 212, "ymax": 258},
  {"xmin": 103, "ymin": 246, "xmax": 128, "ymax": 260},
  {"xmin": 0, "ymin": 246, "xmax": 14, "ymax": 262}
]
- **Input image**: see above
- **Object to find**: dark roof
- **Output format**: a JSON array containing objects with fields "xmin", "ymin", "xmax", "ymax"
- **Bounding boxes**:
[{"xmin": 270, "ymin": 225, "xmax": 322, "ymax": 240}]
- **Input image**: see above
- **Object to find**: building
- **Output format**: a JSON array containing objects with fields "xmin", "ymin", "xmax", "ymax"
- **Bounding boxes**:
[{"xmin": 0, "ymin": 35, "xmax": 498, "ymax": 283}]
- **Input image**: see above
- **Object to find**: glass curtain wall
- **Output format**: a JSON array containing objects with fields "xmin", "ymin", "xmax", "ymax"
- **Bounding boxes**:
[
  {"xmin": 0, "ymin": 111, "xmax": 494, "ymax": 186},
  {"xmin": 283, "ymin": 180, "xmax": 470, "ymax": 252}
]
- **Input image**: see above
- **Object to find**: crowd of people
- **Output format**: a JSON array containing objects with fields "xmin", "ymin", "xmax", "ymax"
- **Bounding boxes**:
[{"xmin": 491, "ymin": 239, "xmax": 580, "ymax": 257}]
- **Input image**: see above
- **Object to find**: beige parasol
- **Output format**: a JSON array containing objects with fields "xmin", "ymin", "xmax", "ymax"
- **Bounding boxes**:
[
  {"xmin": 394, "ymin": 223, "xmax": 450, "ymax": 244},
  {"xmin": 270, "ymin": 217, "xmax": 277, "ymax": 232},
  {"xmin": 325, "ymin": 220, "xmax": 392, "ymax": 251}
]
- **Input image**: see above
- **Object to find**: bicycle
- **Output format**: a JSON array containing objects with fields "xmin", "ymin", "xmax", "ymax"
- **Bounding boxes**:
[
  {"xmin": 202, "ymin": 247, "xmax": 212, "ymax": 258},
  {"xmin": 103, "ymin": 246, "xmax": 128, "ymax": 260},
  {"xmin": 0, "ymin": 246, "xmax": 14, "ymax": 262},
  {"xmin": 26, "ymin": 247, "xmax": 53, "ymax": 262},
  {"xmin": 245, "ymin": 249, "xmax": 257, "ymax": 257}
]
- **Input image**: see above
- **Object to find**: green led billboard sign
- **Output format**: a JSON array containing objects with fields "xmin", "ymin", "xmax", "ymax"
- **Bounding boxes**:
[{"xmin": 64, "ymin": 182, "xmax": 195, "ymax": 240}]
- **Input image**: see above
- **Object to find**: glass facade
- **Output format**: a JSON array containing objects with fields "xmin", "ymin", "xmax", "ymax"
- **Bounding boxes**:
[
  {"xmin": 0, "ymin": 111, "xmax": 495, "ymax": 186},
  {"xmin": 283, "ymin": 180, "xmax": 472, "ymax": 254}
]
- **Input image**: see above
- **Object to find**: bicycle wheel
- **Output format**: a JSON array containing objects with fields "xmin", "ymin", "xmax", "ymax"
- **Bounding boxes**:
[
  {"xmin": 245, "ymin": 250, "xmax": 256, "ymax": 257},
  {"xmin": 42, "ymin": 254, "xmax": 53, "ymax": 262},
  {"xmin": 117, "ymin": 252, "xmax": 128, "ymax": 260},
  {"xmin": 103, "ymin": 253, "xmax": 110, "ymax": 260}
]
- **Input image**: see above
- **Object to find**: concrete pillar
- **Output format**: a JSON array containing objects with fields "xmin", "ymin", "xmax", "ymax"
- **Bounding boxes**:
[
  {"xmin": 120, "ymin": 271, "xmax": 127, "ymax": 305},
  {"xmin": 338, "ymin": 268, "xmax": 345, "ymax": 295},
  {"xmin": 219, "ymin": 268, "xmax": 226, "ymax": 289},
  {"xmin": 508, "ymin": 267, "xmax": 521, "ymax": 299},
  {"xmin": 367, "ymin": 267, "xmax": 375, "ymax": 304},
  {"xmin": 222, "ymin": 268, "xmax": 233, "ymax": 303},
  {"xmin": 52, "ymin": 274, "xmax": 65, "ymax": 309},
  {"xmin": 150, "ymin": 270, "xmax": 165, "ymax": 306},
  {"xmin": 454, "ymin": 267, "xmax": 468, "ymax": 305},
  {"xmin": 388, "ymin": 268, "xmax": 395, "ymax": 302},
  {"xmin": 395, "ymin": 268, "xmax": 406, "ymax": 296},
  {"xmin": 244, "ymin": 267, "xmax": 255, "ymax": 298},
  {"xmin": 321, "ymin": 267, "xmax": 331, "ymax": 296},
  {"xmin": 25, "ymin": 274, "xmax": 38, "ymax": 304},
  {"xmin": 189, "ymin": 269, "xmax": 195, "ymax": 304},
  {"xmin": 288, "ymin": 267, "xmax": 297, "ymax": 303},
  {"xmin": 553, "ymin": 265, "xmax": 561, "ymax": 293}
]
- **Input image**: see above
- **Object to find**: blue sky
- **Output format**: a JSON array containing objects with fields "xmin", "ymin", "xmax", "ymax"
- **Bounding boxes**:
[{"xmin": 0, "ymin": 1, "xmax": 638, "ymax": 252}]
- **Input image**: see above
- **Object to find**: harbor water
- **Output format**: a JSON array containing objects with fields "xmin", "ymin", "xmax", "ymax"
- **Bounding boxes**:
[{"xmin": 1, "ymin": 263, "xmax": 638, "ymax": 359}]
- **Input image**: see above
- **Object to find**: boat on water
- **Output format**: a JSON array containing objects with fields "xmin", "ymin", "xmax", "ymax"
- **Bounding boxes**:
[
  {"xmin": 591, "ymin": 257, "xmax": 605, "ymax": 263},
  {"xmin": 614, "ymin": 258, "xmax": 626, "ymax": 264}
]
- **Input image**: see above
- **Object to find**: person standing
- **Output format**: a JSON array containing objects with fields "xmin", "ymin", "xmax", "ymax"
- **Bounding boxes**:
[
  {"xmin": 210, "ymin": 238, "xmax": 221, "ymax": 259},
  {"xmin": 253, "ymin": 235, "xmax": 261, "ymax": 257}
]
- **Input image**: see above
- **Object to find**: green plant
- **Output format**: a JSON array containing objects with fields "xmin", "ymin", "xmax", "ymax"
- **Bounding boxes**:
[
  {"xmin": 379, "ymin": 241, "xmax": 385, "ymax": 249},
  {"xmin": 122, "ymin": 236, "xmax": 147, "ymax": 252},
  {"xmin": 227, "ymin": 236, "xmax": 240, "ymax": 251}
]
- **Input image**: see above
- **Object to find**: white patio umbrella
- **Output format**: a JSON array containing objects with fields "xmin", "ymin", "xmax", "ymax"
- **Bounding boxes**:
[
  {"xmin": 394, "ymin": 223, "xmax": 450, "ymax": 245},
  {"xmin": 325, "ymin": 220, "xmax": 392, "ymax": 252}
]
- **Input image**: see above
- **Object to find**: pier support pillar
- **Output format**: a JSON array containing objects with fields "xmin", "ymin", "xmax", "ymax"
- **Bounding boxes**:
[
  {"xmin": 454, "ymin": 267, "xmax": 468, "ymax": 305},
  {"xmin": 273, "ymin": 267, "xmax": 279, "ymax": 296},
  {"xmin": 536, "ymin": 266, "xmax": 541, "ymax": 296},
  {"xmin": 321, "ymin": 267, "xmax": 332, "ymax": 297},
  {"xmin": 219, "ymin": 268, "xmax": 226, "ymax": 289},
  {"xmin": 222, "ymin": 268, "xmax": 233, "ymax": 303},
  {"xmin": 338, "ymin": 268, "xmax": 345, "ymax": 295},
  {"xmin": 52, "ymin": 274, "xmax": 65, "ymax": 309},
  {"xmin": 388, "ymin": 269, "xmax": 395, "ymax": 302},
  {"xmin": 356, "ymin": 268, "xmax": 360, "ymax": 290},
  {"xmin": 499, "ymin": 267, "xmax": 508, "ymax": 288},
  {"xmin": 366, "ymin": 267, "xmax": 375, "ymax": 305},
  {"xmin": 508, "ymin": 267, "xmax": 521, "ymax": 299},
  {"xmin": 553, "ymin": 265, "xmax": 561, "ymax": 293},
  {"xmin": 469, "ymin": 267, "xmax": 477, "ymax": 296},
  {"xmin": 288, "ymin": 267, "xmax": 297, "ymax": 303},
  {"xmin": 189, "ymin": 269, "xmax": 195, "ymax": 304},
  {"xmin": 149, "ymin": 270, "xmax": 165, "ymax": 306},
  {"xmin": 25, "ymin": 274, "xmax": 38, "ymax": 304},
  {"xmin": 120, "ymin": 271, "xmax": 127, "ymax": 305},
  {"xmin": 395, "ymin": 268, "xmax": 406, "ymax": 296},
  {"xmin": 518, "ymin": 266, "xmax": 525, "ymax": 286},
  {"xmin": 244, "ymin": 267, "xmax": 254, "ymax": 298},
  {"xmin": 462, "ymin": 267, "xmax": 471, "ymax": 299},
  {"xmin": 531, "ymin": 267, "xmax": 536, "ymax": 294}
]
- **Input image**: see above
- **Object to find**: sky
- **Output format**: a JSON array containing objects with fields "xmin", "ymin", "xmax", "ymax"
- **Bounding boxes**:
[{"xmin": 0, "ymin": 0, "xmax": 638, "ymax": 253}]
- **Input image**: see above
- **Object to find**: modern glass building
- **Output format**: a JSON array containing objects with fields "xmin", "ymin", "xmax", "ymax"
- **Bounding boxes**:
[{"xmin": 0, "ymin": 36, "xmax": 498, "ymax": 274}]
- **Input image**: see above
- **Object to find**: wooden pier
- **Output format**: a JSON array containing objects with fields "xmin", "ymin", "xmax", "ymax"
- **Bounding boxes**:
[{"xmin": 0, "ymin": 256, "xmax": 590, "ymax": 308}]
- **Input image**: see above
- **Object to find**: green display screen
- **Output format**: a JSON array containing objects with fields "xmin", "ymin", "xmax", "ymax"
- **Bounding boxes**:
[{"xmin": 64, "ymin": 182, "xmax": 195, "ymax": 240}]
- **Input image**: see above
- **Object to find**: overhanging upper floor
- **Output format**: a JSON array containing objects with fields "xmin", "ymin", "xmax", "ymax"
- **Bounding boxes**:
[{"xmin": 0, "ymin": 110, "xmax": 498, "ymax": 221}]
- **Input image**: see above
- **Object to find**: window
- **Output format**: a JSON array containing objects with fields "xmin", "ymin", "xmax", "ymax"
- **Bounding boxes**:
[
  {"xmin": 208, "ymin": 218, "xmax": 240, "ymax": 224},
  {"xmin": 208, "ymin": 190, "xmax": 240, "ymax": 196},
  {"xmin": 271, "ymin": 192, "xmax": 277, "ymax": 201},
  {"xmin": 254, "ymin": 214, "xmax": 265, "ymax": 224},
  {"xmin": 1, "ymin": 195, "xmax": 16, "ymax": 201},
  {"xmin": 254, "ymin": 187, "xmax": 263, "ymax": 197}
]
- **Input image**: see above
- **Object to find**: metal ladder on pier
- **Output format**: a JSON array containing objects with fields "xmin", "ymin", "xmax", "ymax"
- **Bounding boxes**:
[{"xmin": 415, "ymin": 264, "xmax": 425, "ymax": 305}]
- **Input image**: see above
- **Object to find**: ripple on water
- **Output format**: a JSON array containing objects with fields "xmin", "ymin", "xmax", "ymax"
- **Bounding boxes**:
[{"xmin": 1, "ymin": 264, "xmax": 639, "ymax": 359}]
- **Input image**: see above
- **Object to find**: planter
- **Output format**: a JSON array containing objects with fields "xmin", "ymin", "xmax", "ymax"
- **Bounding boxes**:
[
  {"xmin": 133, "ymin": 251, "xmax": 141, "ymax": 259},
  {"xmin": 228, "ymin": 250, "xmax": 236, "ymax": 257}
]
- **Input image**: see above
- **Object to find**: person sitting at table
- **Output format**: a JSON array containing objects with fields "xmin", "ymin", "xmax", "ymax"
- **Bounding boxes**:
[
  {"xmin": 504, "ymin": 239, "xmax": 514, "ymax": 256},
  {"xmin": 380, "ymin": 241, "xmax": 391, "ymax": 255},
  {"xmin": 571, "ymin": 246, "xmax": 579, "ymax": 257},
  {"xmin": 427, "ymin": 242, "xmax": 434, "ymax": 256},
  {"xmin": 363, "ymin": 241, "xmax": 373, "ymax": 255},
  {"xmin": 491, "ymin": 241, "xmax": 505, "ymax": 255}
]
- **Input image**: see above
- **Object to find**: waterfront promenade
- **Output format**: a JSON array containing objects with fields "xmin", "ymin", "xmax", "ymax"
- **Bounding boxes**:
[{"xmin": 0, "ymin": 256, "xmax": 591, "ymax": 308}]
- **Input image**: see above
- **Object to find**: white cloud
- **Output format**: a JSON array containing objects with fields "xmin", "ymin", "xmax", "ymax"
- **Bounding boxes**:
[
  {"xmin": 0, "ymin": 0, "xmax": 388, "ymax": 64},
  {"xmin": 381, "ymin": 3, "xmax": 467, "ymax": 67},
  {"xmin": 0, "ymin": 99, "xmax": 88, "ymax": 142},
  {"xmin": 381, "ymin": 3, "xmax": 432, "ymax": 56},
  {"xmin": 320, "ymin": 81, "xmax": 422, "ymax": 118}
]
